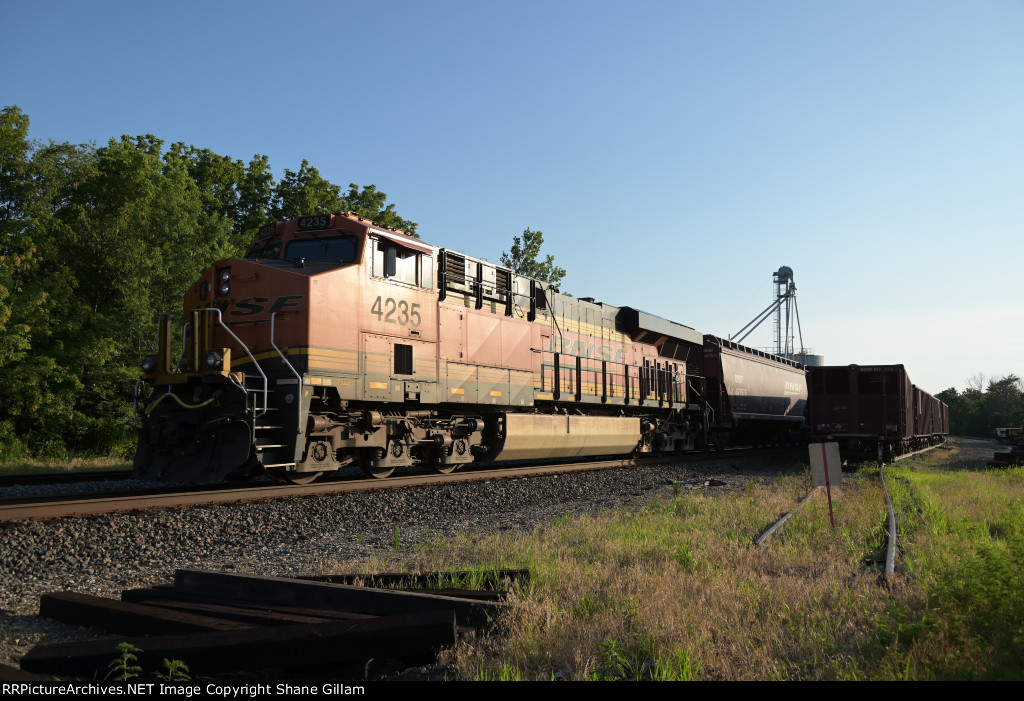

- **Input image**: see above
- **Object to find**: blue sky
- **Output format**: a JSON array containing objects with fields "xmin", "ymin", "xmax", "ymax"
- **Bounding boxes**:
[{"xmin": 4, "ymin": 0, "xmax": 1022, "ymax": 394}]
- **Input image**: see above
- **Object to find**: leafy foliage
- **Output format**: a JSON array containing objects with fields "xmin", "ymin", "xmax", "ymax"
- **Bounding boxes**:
[
  {"xmin": 156, "ymin": 658, "xmax": 191, "ymax": 681},
  {"xmin": 938, "ymin": 374, "xmax": 1024, "ymax": 437},
  {"xmin": 500, "ymin": 228, "xmax": 566, "ymax": 287},
  {"xmin": 106, "ymin": 642, "xmax": 142, "ymax": 681},
  {"xmin": 0, "ymin": 105, "xmax": 414, "ymax": 459}
]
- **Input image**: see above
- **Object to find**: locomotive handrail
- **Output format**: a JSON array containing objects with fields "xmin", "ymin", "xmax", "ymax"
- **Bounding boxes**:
[
  {"xmin": 133, "ymin": 379, "xmax": 143, "ymax": 417},
  {"xmin": 173, "ymin": 321, "xmax": 191, "ymax": 372},
  {"xmin": 270, "ymin": 312, "xmax": 303, "ymax": 389},
  {"xmin": 144, "ymin": 391, "xmax": 218, "ymax": 414},
  {"xmin": 201, "ymin": 307, "xmax": 269, "ymax": 419},
  {"xmin": 542, "ymin": 284, "xmax": 564, "ymax": 346}
]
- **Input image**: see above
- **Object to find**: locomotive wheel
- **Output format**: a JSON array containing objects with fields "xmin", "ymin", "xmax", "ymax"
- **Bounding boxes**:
[
  {"xmin": 357, "ymin": 448, "xmax": 395, "ymax": 479},
  {"xmin": 424, "ymin": 453, "xmax": 457, "ymax": 475},
  {"xmin": 283, "ymin": 471, "xmax": 323, "ymax": 485},
  {"xmin": 265, "ymin": 467, "xmax": 323, "ymax": 485}
]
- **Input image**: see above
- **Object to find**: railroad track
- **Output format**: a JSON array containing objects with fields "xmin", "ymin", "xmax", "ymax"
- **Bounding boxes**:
[
  {"xmin": 0, "ymin": 469, "xmax": 133, "ymax": 488},
  {"xmin": 752, "ymin": 442, "xmax": 947, "ymax": 582},
  {"xmin": 0, "ymin": 447, "xmax": 800, "ymax": 523}
]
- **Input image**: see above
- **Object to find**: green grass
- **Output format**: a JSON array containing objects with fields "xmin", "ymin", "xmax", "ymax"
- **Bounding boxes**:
[{"xmin": 882, "ymin": 455, "xmax": 1024, "ymax": 679}]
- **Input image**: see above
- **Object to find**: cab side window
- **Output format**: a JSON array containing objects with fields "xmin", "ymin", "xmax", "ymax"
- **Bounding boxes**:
[{"xmin": 371, "ymin": 238, "xmax": 433, "ymax": 289}]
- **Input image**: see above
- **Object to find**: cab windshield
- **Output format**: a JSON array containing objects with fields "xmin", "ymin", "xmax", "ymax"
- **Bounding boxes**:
[{"xmin": 283, "ymin": 235, "xmax": 359, "ymax": 264}]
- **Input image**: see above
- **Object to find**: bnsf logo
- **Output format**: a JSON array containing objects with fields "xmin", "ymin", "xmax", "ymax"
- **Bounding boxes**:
[
  {"xmin": 218, "ymin": 295, "xmax": 303, "ymax": 316},
  {"xmin": 785, "ymin": 381, "xmax": 803, "ymax": 392},
  {"xmin": 546, "ymin": 337, "xmax": 627, "ymax": 363}
]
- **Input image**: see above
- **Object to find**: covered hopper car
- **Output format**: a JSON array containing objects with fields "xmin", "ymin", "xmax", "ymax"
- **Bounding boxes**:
[{"xmin": 698, "ymin": 336, "xmax": 807, "ymax": 451}]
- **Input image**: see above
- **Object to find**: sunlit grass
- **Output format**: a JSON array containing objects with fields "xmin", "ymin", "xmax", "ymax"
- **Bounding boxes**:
[
  {"xmin": 0, "ymin": 456, "xmax": 131, "ymax": 475},
  {"xmin": 884, "ymin": 454, "xmax": 1024, "ymax": 680}
]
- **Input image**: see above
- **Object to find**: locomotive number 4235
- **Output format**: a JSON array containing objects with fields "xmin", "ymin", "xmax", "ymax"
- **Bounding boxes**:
[{"xmin": 370, "ymin": 296, "xmax": 422, "ymax": 328}]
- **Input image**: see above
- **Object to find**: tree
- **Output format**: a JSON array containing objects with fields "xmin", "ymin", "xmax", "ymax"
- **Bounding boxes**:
[
  {"xmin": 162, "ymin": 144, "xmax": 273, "ymax": 252},
  {"xmin": 937, "ymin": 375, "xmax": 1024, "ymax": 437},
  {"xmin": 986, "ymin": 375, "xmax": 1024, "ymax": 432},
  {"xmin": 341, "ymin": 183, "xmax": 417, "ymax": 236},
  {"xmin": 0, "ymin": 105, "xmax": 421, "ymax": 459},
  {"xmin": 270, "ymin": 159, "xmax": 345, "ymax": 221},
  {"xmin": 500, "ymin": 228, "xmax": 566, "ymax": 288},
  {"xmin": 271, "ymin": 167, "xmax": 417, "ymax": 236}
]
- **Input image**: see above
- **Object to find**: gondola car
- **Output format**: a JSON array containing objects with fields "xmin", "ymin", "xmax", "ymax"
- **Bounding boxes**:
[{"xmin": 807, "ymin": 364, "xmax": 948, "ymax": 460}]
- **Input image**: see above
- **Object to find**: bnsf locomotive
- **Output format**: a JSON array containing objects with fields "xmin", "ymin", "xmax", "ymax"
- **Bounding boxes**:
[{"xmin": 134, "ymin": 212, "xmax": 810, "ymax": 483}]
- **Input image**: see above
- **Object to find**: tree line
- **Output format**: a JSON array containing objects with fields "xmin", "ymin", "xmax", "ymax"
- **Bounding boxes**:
[
  {"xmin": 0, "ymin": 106, "xmax": 423, "ymax": 460},
  {"xmin": 937, "ymin": 375, "xmax": 1024, "ymax": 438},
  {"xmin": 0, "ymin": 106, "xmax": 566, "ymax": 461}
]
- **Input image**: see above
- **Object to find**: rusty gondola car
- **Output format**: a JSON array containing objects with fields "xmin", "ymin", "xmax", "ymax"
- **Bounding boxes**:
[{"xmin": 807, "ymin": 364, "xmax": 947, "ymax": 461}]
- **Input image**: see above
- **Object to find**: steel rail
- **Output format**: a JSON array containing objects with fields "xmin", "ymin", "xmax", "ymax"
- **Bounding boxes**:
[
  {"xmin": 753, "ymin": 488, "xmax": 817, "ymax": 546},
  {"xmin": 889, "ymin": 440, "xmax": 945, "ymax": 463},
  {"xmin": 0, "ymin": 447, "xmax": 800, "ymax": 523},
  {"xmin": 881, "ymin": 440, "xmax": 942, "ymax": 580},
  {"xmin": 880, "ymin": 464, "xmax": 898, "ymax": 580}
]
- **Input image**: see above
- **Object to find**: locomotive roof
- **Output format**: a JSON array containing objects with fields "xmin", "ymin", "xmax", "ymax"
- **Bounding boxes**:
[
  {"xmin": 250, "ymin": 213, "xmax": 708, "ymax": 349},
  {"xmin": 247, "ymin": 212, "xmax": 435, "ymax": 257}
]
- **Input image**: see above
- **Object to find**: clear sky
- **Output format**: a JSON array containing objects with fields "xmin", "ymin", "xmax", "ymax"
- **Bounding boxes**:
[{"xmin": 3, "ymin": 0, "xmax": 1021, "ymax": 394}]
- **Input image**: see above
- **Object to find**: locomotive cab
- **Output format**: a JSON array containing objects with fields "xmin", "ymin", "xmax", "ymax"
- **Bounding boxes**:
[{"xmin": 134, "ymin": 212, "xmax": 435, "ymax": 483}]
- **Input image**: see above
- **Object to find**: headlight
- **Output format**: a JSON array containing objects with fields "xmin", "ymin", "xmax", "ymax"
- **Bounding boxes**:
[
  {"xmin": 217, "ymin": 268, "xmax": 231, "ymax": 296},
  {"xmin": 141, "ymin": 356, "xmax": 157, "ymax": 374},
  {"xmin": 206, "ymin": 351, "xmax": 223, "ymax": 369}
]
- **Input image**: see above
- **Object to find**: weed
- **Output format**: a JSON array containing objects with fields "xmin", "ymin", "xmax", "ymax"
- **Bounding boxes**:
[
  {"xmin": 106, "ymin": 642, "xmax": 142, "ymax": 681},
  {"xmin": 590, "ymin": 639, "xmax": 638, "ymax": 680},
  {"xmin": 327, "ymin": 441, "xmax": 1020, "ymax": 680},
  {"xmin": 0, "ymin": 457, "xmax": 131, "ymax": 476},
  {"xmin": 651, "ymin": 645, "xmax": 701, "ymax": 681},
  {"xmin": 156, "ymin": 659, "xmax": 191, "ymax": 681},
  {"xmin": 102, "ymin": 642, "xmax": 191, "ymax": 681},
  {"xmin": 476, "ymin": 661, "xmax": 522, "ymax": 681},
  {"xmin": 393, "ymin": 526, "xmax": 401, "ymax": 551}
]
